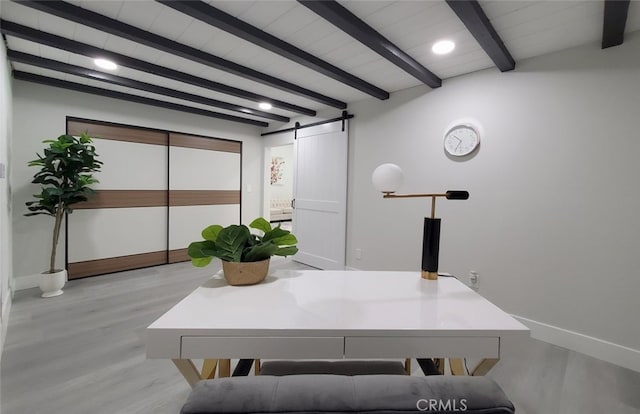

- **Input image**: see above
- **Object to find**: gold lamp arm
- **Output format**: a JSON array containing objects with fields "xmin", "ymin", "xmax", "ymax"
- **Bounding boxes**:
[{"xmin": 382, "ymin": 191, "xmax": 469, "ymax": 219}]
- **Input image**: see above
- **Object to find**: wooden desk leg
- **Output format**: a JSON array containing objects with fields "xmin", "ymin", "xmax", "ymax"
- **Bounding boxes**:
[
  {"xmin": 201, "ymin": 359, "xmax": 218, "ymax": 380},
  {"xmin": 434, "ymin": 358, "xmax": 446, "ymax": 375},
  {"xmin": 404, "ymin": 358, "xmax": 411, "ymax": 375},
  {"xmin": 255, "ymin": 359, "xmax": 261, "ymax": 375},
  {"xmin": 449, "ymin": 358, "xmax": 466, "ymax": 376},
  {"xmin": 218, "ymin": 359, "xmax": 231, "ymax": 377},
  {"xmin": 172, "ymin": 359, "xmax": 201, "ymax": 388},
  {"xmin": 471, "ymin": 358, "xmax": 499, "ymax": 376}
]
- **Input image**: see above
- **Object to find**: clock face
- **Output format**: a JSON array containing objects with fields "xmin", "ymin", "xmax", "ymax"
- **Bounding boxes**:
[{"xmin": 444, "ymin": 125, "xmax": 480, "ymax": 157}]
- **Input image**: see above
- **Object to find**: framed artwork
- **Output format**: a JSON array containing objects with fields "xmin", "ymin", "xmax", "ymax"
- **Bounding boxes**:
[{"xmin": 270, "ymin": 156, "xmax": 285, "ymax": 185}]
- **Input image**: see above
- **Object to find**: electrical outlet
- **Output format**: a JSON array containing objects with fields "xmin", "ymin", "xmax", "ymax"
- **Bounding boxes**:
[
  {"xmin": 355, "ymin": 248, "xmax": 362, "ymax": 260},
  {"xmin": 469, "ymin": 271, "xmax": 479, "ymax": 290}
]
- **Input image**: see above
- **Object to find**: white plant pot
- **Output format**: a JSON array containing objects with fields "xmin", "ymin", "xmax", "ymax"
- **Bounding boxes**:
[{"xmin": 39, "ymin": 269, "xmax": 67, "ymax": 298}]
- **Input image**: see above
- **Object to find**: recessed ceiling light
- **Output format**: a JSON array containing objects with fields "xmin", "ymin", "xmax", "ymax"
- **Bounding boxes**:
[
  {"xmin": 431, "ymin": 40, "xmax": 455, "ymax": 55},
  {"xmin": 258, "ymin": 102, "xmax": 272, "ymax": 110},
  {"xmin": 94, "ymin": 58, "xmax": 117, "ymax": 70}
]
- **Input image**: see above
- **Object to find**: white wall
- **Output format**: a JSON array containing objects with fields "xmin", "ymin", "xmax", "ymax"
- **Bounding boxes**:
[
  {"xmin": 1, "ymin": 26, "xmax": 15, "ymax": 356},
  {"xmin": 12, "ymin": 81, "xmax": 264, "ymax": 288},
  {"xmin": 347, "ymin": 32, "xmax": 640, "ymax": 370}
]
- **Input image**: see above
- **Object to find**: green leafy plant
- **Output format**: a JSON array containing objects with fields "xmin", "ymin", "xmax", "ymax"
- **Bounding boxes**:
[
  {"xmin": 25, "ymin": 133, "xmax": 102, "ymax": 274},
  {"xmin": 188, "ymin": 217, "xmax": 298, "ymax": 267}
]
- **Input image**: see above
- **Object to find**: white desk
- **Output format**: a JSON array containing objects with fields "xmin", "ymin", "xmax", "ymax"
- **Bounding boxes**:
[{"xmin": 147, "ymin": 270, "xmax": 529, "ymax": 385}]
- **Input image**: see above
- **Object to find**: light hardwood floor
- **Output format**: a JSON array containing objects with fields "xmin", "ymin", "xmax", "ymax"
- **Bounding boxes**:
[
  {"xmin": 2, "ymin": 260, "xmax": 639, "ymax": 414},
  {"xmin": 1, "ymin": 259, "xmax": 310, "ymax": 414}
]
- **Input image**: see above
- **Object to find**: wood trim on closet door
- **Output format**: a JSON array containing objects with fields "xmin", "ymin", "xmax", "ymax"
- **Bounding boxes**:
[
  {"xmin": 74, "ymin": 190, "xmax": 168, "ymax": 209},
  {"xmin": 68, "ymin": 251, "xmax": 167, "ymax": 279},
  {"xmin": 68, "ymin": 120, "xmax": 168, "ymax": 146},
  {"xmin": 168, "ymin": 249, "xmax": 190, "ymax": 264},
  {"xmin": 169, "ymin": 190, "xmax": 240, "ymax": 206},
  {"xmin": 169, "ymin": 133, "xmax": 241, "ymax": 153}
]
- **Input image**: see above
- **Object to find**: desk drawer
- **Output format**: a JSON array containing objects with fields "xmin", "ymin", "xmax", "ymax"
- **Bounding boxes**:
[
  {"xmin": 181, "ymin": 336, "xmax": 344, "ymax": 359},
  {"xmin": 345, "ymin": 336, "xmax": 499, "ymax": 359}
]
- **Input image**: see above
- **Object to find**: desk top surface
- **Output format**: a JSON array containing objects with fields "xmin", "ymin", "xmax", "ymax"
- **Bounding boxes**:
[{"xmin": 148, "ymin": 270, "xmax": 528, "ymax": 337}]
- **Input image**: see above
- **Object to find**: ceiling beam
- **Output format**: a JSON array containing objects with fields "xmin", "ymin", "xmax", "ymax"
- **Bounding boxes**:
[
  {"xmin": 157, "ymin": 0, "xmax": 389, "ymax": 100},
  {"xmin": 446, "ymin": 0, "xmax": 515, "ymax": 72},
  {"xmin": 7, "ymin": 50, "xmax": 289, "ymax": 123},
  {"xmin": 12, "ymin": 71, "xmax": 268, "ymax": 127},
  {"xmin": 14, "ymin": 0, "xmax": 346, "ymax": 109},
  {"xmin": 298, "ymin": 0, "xmax": 441, "ymax": 89},
  {"xmin": 602, "ymin": 0, "xmax": 630, "ymax": 49},
  {"xmin": 0, "ymin": 20, "xmax": 316, "ymax": 117}
]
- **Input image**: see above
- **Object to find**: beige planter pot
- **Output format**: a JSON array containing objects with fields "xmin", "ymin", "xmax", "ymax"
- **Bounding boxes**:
[
  {"xmin": 39, "ymin": 269, "xmax": 67, "ymax": 298},
  {"xmin": 222, "ymin": 259, "xmax": 270, "ymax": 286}
]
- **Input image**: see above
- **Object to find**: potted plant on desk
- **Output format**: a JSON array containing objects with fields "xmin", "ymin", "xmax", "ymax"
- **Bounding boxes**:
[
  {"xmin": 187, "ymin": 217, "xmax": 298, "ymax": 285},
  {"xmin": 25, "ymin": 133, "xmax": 102, "ymax": 297}
]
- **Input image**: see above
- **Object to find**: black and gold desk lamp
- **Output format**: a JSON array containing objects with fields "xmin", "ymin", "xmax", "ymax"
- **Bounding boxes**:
[{"xmin": 372, "ymin": 163, "xmax": 469, "ymax": 280}]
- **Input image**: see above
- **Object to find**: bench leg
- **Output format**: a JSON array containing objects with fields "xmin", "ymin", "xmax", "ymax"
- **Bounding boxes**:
[
  {"xmin": 416, "ymin": 358, "xmax": 441, "ymax": 375},
  {"xmin": 232, "ymin": 359, "xmax": 254, "ymax": 376}
]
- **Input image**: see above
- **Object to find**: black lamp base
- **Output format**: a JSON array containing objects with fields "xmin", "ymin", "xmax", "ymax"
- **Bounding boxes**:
[{"xmin": 421, "ymin": 217, "xmax": 440, "ymax": 280}]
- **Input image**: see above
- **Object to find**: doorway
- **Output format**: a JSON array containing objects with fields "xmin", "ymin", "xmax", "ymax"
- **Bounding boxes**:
[{"xmin": 267, "ymin": 144, "xmax": 293, "ymax": 231}]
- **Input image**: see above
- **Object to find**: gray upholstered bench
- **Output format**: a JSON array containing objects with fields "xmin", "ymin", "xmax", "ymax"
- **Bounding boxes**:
[{"xmin": 181, "ymin": 375, "xmax": 515, "ymax": 414}]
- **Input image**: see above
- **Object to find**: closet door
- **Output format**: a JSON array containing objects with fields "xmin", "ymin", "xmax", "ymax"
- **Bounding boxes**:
[
  {"xmin": 66, "ymin": 120, "xmax": 169, "ymax": 279},
  {"xmin": 168, "ymin": 133, "xmax": 241, "ymax": 263}
]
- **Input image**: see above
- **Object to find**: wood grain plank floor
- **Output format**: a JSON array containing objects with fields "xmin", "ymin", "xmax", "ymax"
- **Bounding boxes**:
[
  {"xmin": 1, "ymin": 259, "xmax": 312, "ymax": 414},
  {"xmin": 3, "ymin": 260, "xmax": 639, "ymax": 414}
]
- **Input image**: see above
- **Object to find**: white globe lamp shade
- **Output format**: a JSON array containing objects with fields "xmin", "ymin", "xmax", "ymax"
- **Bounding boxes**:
[{"xmin": 372, "ymin": 163, "xmax": 404, "ymax": 193}]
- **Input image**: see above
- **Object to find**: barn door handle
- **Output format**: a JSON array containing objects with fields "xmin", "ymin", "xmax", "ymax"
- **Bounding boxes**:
[{"xmin": 291, "ymin": 199, "xmax": 295, "ymax": 209}]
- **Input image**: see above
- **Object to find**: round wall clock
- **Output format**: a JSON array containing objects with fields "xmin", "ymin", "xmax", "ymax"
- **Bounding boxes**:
[{"xmin": 443, "ymin": 123, "xmax": 480, "ymax": 157}]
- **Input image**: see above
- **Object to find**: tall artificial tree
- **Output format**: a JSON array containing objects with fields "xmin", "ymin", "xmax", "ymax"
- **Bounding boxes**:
[{"xmin": 25, "ymin": 133, "xmax": 102, "ymax": 274}]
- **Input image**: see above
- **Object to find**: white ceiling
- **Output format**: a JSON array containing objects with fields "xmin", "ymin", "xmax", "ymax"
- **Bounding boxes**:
[{"xmin": 2, "ymin": 0, "xmax": 639, "ymax": 127}]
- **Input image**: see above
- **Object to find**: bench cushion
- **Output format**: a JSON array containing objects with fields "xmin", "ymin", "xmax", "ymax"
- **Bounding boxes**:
[
  {"xmin": 181, "ymin": 375, "xmax": 515, "ymax": 414},
  {"xmin": 259, "ymin": 360, "xmax": 407, "ymax": 376}
]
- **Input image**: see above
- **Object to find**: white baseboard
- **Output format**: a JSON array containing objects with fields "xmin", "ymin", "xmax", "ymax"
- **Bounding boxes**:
[
  {"xmin": 345, "ymin": 266, "xmax": 361, "ymax": 271},
  {"xmin": 513, "ymin": 315, "xmax": 640, "ymax": 373},
  {"xmin": 14, "ymin": 273, "xmax": 40, "ymax": 291},
  {"xmin": 1, "ymin": 292, "xmax": 11, "ymax": 360},
  {"xmin": 1, "ymin": 292, "xmax": 10, "ymax": 318}
]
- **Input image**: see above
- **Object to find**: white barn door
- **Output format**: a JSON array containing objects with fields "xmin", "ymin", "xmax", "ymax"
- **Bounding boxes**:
[{"xmin": 293, "ymin": 120, "xmax": 348, "ymax": 270}]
